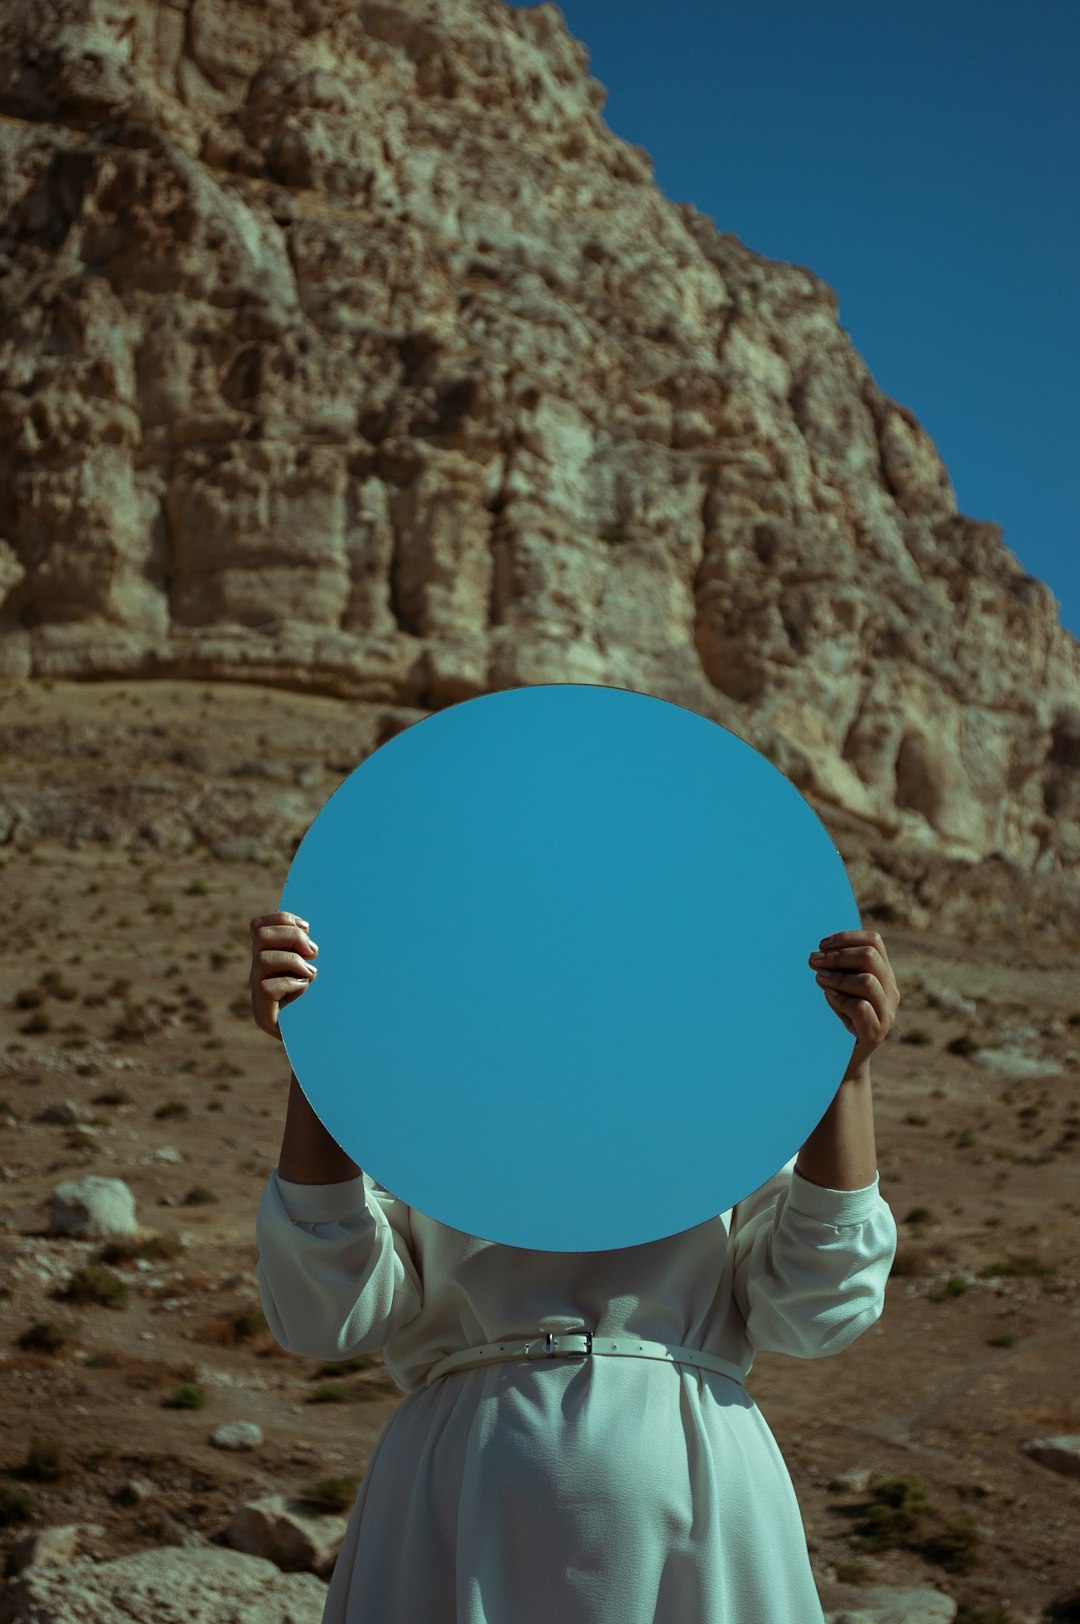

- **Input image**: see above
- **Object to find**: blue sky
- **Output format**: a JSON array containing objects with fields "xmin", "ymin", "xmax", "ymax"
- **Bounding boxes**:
[{"xmin": 521, "ymin": 0, "xmax": 1079, "ymax": 642}]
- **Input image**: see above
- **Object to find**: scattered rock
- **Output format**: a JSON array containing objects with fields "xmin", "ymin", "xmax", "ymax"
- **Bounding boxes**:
[
  {"xmin": 211, "ymin": 1421, "xmax": 264, "ymax": 1451},
  {"xmin": 46, "ymin": 1175, "xmax": 138, "ymax": 1239},
  {"xmin": 971, "ymin": 1047, "xmax": 1064, "ymax": 1080},
  {"xmin": 210, "ymin": 836, "xmax": 278, "ymax": 864},
  {"xmin": 824, "ymin": 1585, "xmax": 957, "ymax": 1623},
  {"xmin": 5, "ymin": 1523, "xmax": 106, "ymax": 1578},
  {"xmin": 924, "ymin": 985, "xmax": 978, "ymax": 1019},
  {"xmin": 0, "ymin": 1544, "xmax": 326, "ymax": 1624},
  {"xmin": 827, "ymin": 1467, "xmax": 873, "ymax": 1493},
  {"xmin": 224, "ymin": 1494, "xmax": 348, "ymax": 1581},
  {"xmin": 113, "ymin": 1477, "xmax": 156, "ymax": 1507},
  {"xmin": 1021, "ymin": 1435, "xmax": 1080, "ymax": 1480},
  {"xmin": 34, "ymin": 1101, "xmax": 92, "ymax": 1126}
]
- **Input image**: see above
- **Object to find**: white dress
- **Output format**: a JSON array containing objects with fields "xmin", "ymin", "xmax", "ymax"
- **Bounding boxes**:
[{"xmin": 254, "ymin": 1155, "xmax": 897, "ymax": 1624}]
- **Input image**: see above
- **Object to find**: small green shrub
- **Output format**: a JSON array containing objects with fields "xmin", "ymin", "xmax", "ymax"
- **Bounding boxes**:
[
  {"xmin": 987, "ymin": 1331, "xmax": 1018, "ymax": 1348},
  {"xmin": 314, "ymin": 1354, "xmax": 379, "ymax": 1376},
  {"xmin": 905, "ymin": 1207, "xmax": 934, "ymax": 1224},
  {"xmin": 947, "ymin": 1035, "xmax": 980, "ymax": 1057},
  {"xmin": 17, "ymin": 1320, "xmax": 70, "ymax": 1354},
  {"xmin": 63, "ymin": 1264, "xmax": 129, "ymax": 1309},
  {"xmin": 921, "ymin": 1513, "xmax": 980, "ymax": 1572},
  {"xmin": 99, "ymin": 1232, "xmax": 183, "ymax": 1264},
  {"xmin": 0, "ymin": 1478, "xmax": 34, "ymax": 1526},
  {"xmin": 39, "ymin": 971, "xmax": 77, "ymax": 1001},
  {"xmin": 92, "ymin": 1088, "xmax": 131, "ymax": 1107},
  {"xmin": 899, "ymin": 1029, "xmax": 932, "ymax": 1045},
  {"xmin": 154, "ymin": 1101, "xmax": 189, "ymax": 1120},
  {"xmin": 163, "ymin": 1384, "xmax": 206, "ymax": 1410},
  {"xmin": 978, "ymin": 1255, "xmax": 1055, "ymax": 1279},
  {"xmin": 309, "ymin": 1383, "xmax": 349, "ymax": 1404},
  {"xmin": 855, "ymin": 1475, "xmax": 932, "ymax": 1549},
  {"xmin": 230, "ymin": 1309, "xmax": 267, "ymax": 1339},
  {"xmin": 928, "ymin": 1276, "xmax": 969, "ymax": 1301},
  {"xmin": 297, "ymin": 1474, "xmax": 361, "ymax": 1513},
  {"xmin": 833, "ymin": 1559, "xmax": 875, "ymax": 1585},
  {"xmin": 23, "ymin": 1435, "xmax": 76, "ymax": 1483}
]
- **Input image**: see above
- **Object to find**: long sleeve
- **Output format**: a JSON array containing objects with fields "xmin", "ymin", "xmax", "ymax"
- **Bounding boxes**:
[
  {"xmin": 729, "ymin": 1155, "xmax": 897, "ymax": 1364},
  {"xmin": 254, "ymin": 1164, "xmax": 423, "ymax": 1363}
]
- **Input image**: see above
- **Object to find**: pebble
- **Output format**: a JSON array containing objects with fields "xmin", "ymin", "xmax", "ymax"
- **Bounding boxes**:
[{"xmin": 210, "ymin": 1421, "xmax": 264, "ymax": 1451}]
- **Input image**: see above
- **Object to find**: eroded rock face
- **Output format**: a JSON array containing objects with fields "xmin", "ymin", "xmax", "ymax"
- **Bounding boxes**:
[
  {"xmin": 0, "ymin": 0, "xmax": 1078, "ymax": 873},
  {"xmin": 0, "ymin": 1540, "xmax": 328, "ymax": 1623}
]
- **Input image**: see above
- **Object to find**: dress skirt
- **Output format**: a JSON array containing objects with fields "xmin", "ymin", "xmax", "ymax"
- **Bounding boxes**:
[{"xmin": 319, "ymin": 1355, "xmax": 825, "ymax": 1624}]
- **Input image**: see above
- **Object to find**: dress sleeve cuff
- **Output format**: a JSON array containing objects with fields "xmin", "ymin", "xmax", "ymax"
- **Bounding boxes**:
[
  {"xmin": 273, "ymin": 1165, "xmax": 370, "ymax": 1223},
  {"xmin": 787, "ymin": 1166, "xmax": 883, "ymax": 1226}
]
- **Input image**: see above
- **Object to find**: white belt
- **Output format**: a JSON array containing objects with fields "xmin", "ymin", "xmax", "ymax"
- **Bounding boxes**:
[{"xmin": 426, "ymin": 1332, "xmax": 747, "ymax": 1389}]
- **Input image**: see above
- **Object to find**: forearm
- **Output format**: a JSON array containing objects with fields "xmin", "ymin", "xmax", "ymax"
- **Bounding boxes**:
[
  {"xmin": 278, "ymin": 1071, "xmax": 362, "ymax": 1184},
  {"xmin": 794, "ymin": 1060, "xmax": 878, "ymax": 1191}
]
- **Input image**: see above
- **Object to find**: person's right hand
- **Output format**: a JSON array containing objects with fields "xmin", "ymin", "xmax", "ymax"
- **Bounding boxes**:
[{"xmin": 249, "ymin": 912, "xmax": 319, "ymax": 1042}]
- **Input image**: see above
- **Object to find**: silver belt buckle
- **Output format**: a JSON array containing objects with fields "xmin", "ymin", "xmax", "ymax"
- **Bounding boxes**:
[{"xmin": 523, "ymin": 1331, "xmax": 593, "ymax": 1360}]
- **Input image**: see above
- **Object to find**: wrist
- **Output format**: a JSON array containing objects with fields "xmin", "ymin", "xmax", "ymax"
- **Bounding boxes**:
[{"xmin": 841, "ymin": 1054, "xmax": 873, "ymax": 1086}]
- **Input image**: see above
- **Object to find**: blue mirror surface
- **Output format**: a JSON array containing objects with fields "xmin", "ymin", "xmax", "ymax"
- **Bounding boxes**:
[{"xmin": 279, "ymin": 683, "xmax": 860, "ymax": 1252}]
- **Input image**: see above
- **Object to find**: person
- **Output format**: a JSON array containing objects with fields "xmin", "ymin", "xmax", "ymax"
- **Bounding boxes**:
[{"xmin": 251, "ymin": 910, "xmax": 899, "ymax": 1624}]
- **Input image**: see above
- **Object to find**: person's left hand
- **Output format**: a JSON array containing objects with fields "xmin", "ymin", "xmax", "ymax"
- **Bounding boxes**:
[{"xmin": 808, "ymin": 929, "xmax": 901, "ymax": 1075}]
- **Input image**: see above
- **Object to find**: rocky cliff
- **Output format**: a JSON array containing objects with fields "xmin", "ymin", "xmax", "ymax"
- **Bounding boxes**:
[{"xmin": 1, "ymin": 0, "xmax": 1078, "ymax": 879}]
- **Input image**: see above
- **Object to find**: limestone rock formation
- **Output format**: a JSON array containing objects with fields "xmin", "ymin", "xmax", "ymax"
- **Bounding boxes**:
[
  {"xmin": 1, "ymin": 0, "xmax": 1078, "ymax": 877},
  {"xmin": 47, "ymin": 1173, "xmax": 138, "ymax": 1238},
  {"xmin": 0, "ymin": 1541, "xmax": 327, "ymax": 1623}
]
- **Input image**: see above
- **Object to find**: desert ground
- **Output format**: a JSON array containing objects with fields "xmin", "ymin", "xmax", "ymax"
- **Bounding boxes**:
[{"xmin": 0, "ymin": 679, "xmax": 1078, "ymax": 1623}]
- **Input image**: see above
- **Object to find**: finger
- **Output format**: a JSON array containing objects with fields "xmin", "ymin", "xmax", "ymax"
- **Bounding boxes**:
[
  {"xmin": 818, "ymin": 929, "xmax": 886, "ymax": 953},
  {"xmin": 815, "ymin": 969, "xmax": 888, "ymax": 1023},
  {"xmin": 250, "ymin": 911, "xmax": 310, "ymax": 935},
  {"xmin": 257, "ymin": 973, "xmax": 316, "ymax": 1001},
  {"xmin": 821, "ymin": 985, "xmax": 857, "ymax": 1028},
  {"xmin": 811, "ymin": 945, "xmax": 883, "ymax": 966},
  {"xmin": 255, "ymin": 948, "xmax": 318, "ymax": 978},
  {"xmin": 810, "ymin": 944, "xmax": 895, "ymax": 990},
  {"xmin": 822, "ymin": 984, "xmax": 884, "ymax": 1043},
  {"xmin": 253, "ymin": 923, "xmax": 318, "ymax": 956}
]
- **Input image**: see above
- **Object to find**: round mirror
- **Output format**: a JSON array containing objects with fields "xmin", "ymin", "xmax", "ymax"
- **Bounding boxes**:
[{"xmin": 279, "ymin": 683, "xmax": 860, "ymax": 1251}]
